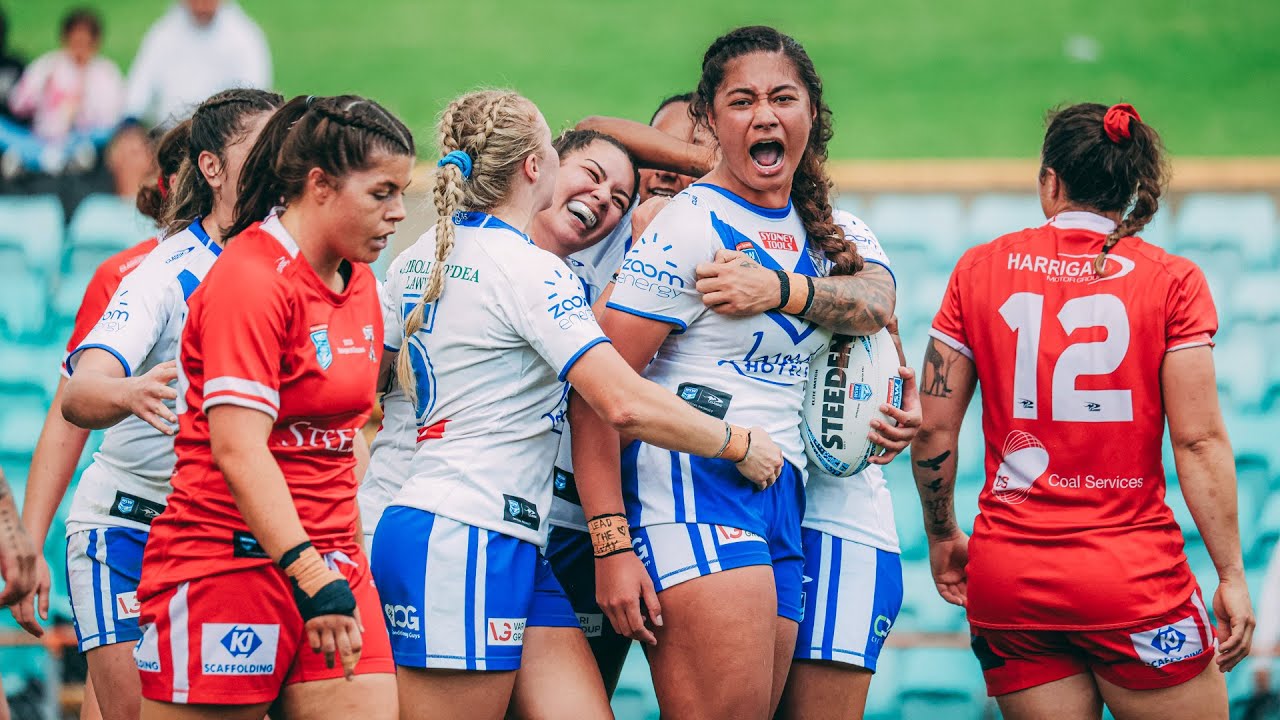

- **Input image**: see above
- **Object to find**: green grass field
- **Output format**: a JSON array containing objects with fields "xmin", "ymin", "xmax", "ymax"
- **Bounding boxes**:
[{"xmin": 7, "ymin": 0, "xmax": 1279, "ymax": 159}]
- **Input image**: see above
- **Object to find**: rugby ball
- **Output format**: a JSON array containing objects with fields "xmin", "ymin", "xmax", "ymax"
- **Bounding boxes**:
[{"xmin": 802, "ymin": 329, "xmax": 904, "ymax": 477}]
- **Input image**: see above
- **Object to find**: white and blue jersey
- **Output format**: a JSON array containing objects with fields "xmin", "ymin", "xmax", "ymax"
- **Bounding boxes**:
[
  {"xmin": 796, "ymin": 210, "xmax": 903, "ymax": 667},
  {"xmin": 357, "ymin": 277, "xmax": 417, "ymax": 540},
  {"xmin": 606, "ymin": 183, "xmax": 832, "ymax": 533},
  {"xmin": 64, "ymin": 219, "xmax": 221, "ymax": 534},
  {"xmin": 802, "ymin": 210, "xmax": 900, "ymax": 554},
  {"xmin": 382, "ymin": 212, "xmax": 610, "ymax": 547},
  {"xmin": 548, "ymin": 205, "xmax": 634, "ymax": 533}
]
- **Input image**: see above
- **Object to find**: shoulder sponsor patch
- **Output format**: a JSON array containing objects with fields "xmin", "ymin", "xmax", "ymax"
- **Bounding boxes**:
[{"xmin": 200, "ymin": 623, "xmax": 279, "ymax": 675}]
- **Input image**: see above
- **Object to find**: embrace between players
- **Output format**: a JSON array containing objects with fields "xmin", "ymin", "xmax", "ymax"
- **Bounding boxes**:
[{"xmin": 5, "ymin": 23, "xmax": 1254, "ymax": 720}]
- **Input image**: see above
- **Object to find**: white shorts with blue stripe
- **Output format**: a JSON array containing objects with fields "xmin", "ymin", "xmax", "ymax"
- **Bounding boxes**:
[
  {"xmin": 795, "ymin": 528, "xmax": 903, "ymax": 671},
  {"xmin": 370, "ymin": 506, "xmax": 579, "ymax": 672},
  {"xmin": 66, "ymin": 526, "xmax": 148, "ymax": 652}
]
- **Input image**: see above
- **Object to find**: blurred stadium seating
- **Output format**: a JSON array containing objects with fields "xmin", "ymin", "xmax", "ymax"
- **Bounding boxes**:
[{"xmin": 1, "ymin": 189, "xmax": 1277, "ymax": 719}]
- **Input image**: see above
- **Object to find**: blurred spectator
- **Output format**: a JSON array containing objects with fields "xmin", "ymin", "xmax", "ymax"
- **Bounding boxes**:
[
  {"xmin": 104, "ymin": 119, "xmax": 158, "ymax": 202},
  {"xmin": 0, "ymin": 8, "xmax": 123, "ymax": 177},
  {"xmin": 0, "ymin": 6, "xmax": 26, "ymax": 126},
  {"xmin": 124, "ymin": 0, "xmax": 271, "ymax": 127},
  {"xmin": 1255, "ymin": 543, "xmax": 1280, "ymax": 696}
]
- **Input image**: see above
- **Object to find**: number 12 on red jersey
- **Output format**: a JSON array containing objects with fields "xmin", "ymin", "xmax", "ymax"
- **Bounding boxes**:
[{"xmin": 999, "ymin": 292, "xmax": 1133, "ymax": 423}]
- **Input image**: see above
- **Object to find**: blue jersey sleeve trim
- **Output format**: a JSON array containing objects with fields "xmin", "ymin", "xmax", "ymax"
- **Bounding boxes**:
[
  {"xmin": 383, "ymin": 343, "xmax": 400, "ymax": 353},
  {"xmin": 605, "ymin": 302, "xmax": 689, "ymax": 332},
  {"xmin": 66, "ymin": 343, "xmax": 133, "ymax": 378},
  {"xmin": 176, "ymin": 269, "xmax": 200, "ymax": 300},
  {"xmin": 862, "ymin": 258, "xmax": 896, "ymax": 288},
  {"xmin": 558, "ymin": 336, "xmax": 612, "ymax": 382}
]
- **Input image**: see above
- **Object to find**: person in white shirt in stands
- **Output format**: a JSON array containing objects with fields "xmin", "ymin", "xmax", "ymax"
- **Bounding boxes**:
[
  {"xmin": 1255, "ymin": 543, "xmax": 1280, "ymax": 697},
  {"xmin": 124, "ymin": 0, "xmax": 271, "ymax": 128}
]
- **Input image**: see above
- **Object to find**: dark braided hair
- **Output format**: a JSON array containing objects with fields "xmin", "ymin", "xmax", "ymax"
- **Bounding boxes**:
[
  {"xmin": 692, "ymin": 26, "xmax": 862, "ymax": 276},
  {"xmin": 1040, "ymin": 103, "xmax": 1167, "ymax": 275},
  {"xmin": 228, "ymin": 94, "xmax": 415, "ymax": 239},
  {"xmin": 161, "ymin": 88, "xmax": 284, "ymax": 237}
]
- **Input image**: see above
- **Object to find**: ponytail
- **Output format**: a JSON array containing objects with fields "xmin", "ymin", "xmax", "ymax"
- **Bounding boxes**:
[
  {"xmin": 226, "ymin": 96, "xmax": 311, "ymax": 239},
  {"xmin": 1039, "ymin": 102, "xmax": 1167, "ymax": 277}
]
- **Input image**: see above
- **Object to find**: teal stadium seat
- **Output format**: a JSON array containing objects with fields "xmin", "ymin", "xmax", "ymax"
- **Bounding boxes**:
[
  {"xmin": 63, "ymin": 194, "xmax": 154, "ymax": 278},
  {"xmin": 0, "ymin": 194, "xmax": 63, "ymax": 277},
  {"xmin": 610, "ymin": 644, "xmax": 658, "ymax": 720},
  {"xmin": 1173, "ymin": 193, "xmax": 1277, "ymax": 266},
  {"xmin": 1231, "ymin": 273, "xmax": 1280, "ymax": 325},
  {"xmin": 0, "ymin": 338, "xmax": 64, "ymax": 397},
  {"xmin": 866, "ymin": 194, "xmax": 965, "ymax": 271},
  {"xmin": 863, "ymin": 645, "xmax": 901, "ymax": 720},
  {"xmin": 1248, "ymin": 493, "xmax": 1280, "ymax": 568},
  {"xmin": 0, "ymin": 272, "xmax": 49, "ymax": 340},
  {"xmin": 833, "ymin": 192, "xmax": 865, "ymax": 219},
  {"xmin": 896, "ymin": 647, "xmax": 986, "ymax": 720},
  {"xmin": 964, "ymin": 193, "xmax": 1044, "ymax": 249},
  {"xmin": 0, "ymin": 389, "xmax": 48, "ymax": 459},
  {"xmin": 1213, "ymin": 332, "xmax": 1270, "ymax": 412},
  {"xmin": 897, "ymin": 561, "xmax": 966, "ymax": 633}
]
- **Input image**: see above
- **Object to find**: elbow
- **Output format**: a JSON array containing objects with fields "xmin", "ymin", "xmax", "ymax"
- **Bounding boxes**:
[
  {"xmin": 59, "ymin": 383, "xmax": 99, "ymax": 430},
  {"xmin": 602, "ymin": 399, "xmax": 642, "ymax": 434},
  {"xmin": 576, "ymin": 115, "xmax": 606, "ymax": 132},
  {"xmin": 1173, "ymin": 430, "xmax": 1228, "ymax": 458}
]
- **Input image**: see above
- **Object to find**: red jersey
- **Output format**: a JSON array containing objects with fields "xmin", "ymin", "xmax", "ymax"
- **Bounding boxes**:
[
  {"xmin": 930, "ymin": 211, "xmax": 1216, "ymax": 631},
  {"xmin": 63, "ymin": 237, "xmax": 159, "ymax": 373},
  {"xmin": 139, "ymin": 216, "xmax": 382, "ymax": 596}
]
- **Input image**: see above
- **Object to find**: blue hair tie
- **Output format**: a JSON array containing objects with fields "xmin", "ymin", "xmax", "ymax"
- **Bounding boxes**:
[{"xmin": 437, "ymin": 150, "xmax": 473, "ymax": 179}]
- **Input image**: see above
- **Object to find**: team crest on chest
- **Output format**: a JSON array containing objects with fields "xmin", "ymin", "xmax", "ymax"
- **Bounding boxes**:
[{"xmin": 309, "ymin": 324, "xmax": 333, "ymax": 370}]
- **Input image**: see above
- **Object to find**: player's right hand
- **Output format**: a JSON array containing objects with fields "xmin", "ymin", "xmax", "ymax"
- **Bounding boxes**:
[
  {"xmin": 126, "ymin": 361, "xmax": 179, "ymax": 434},
  {"xmin": 305, "ymin": 610, "xmax": 363, "ymax": 680},
  {"xmin": 736, "ymin": 426, "xmax": 783, "ymax": 490},
  {"xmin": 10, "ymin": 553, "xmax": 50, "ymax": 637},
  {"xmin": 928, "ymin": 530, "xmax": 970, "ymax": 607},
  {"xmin": 1213, "ymin": 571, "xmax": 1255, "ymax": 672},
  {"xmin": 596, "ymin": 551, "xmax": 662, "ymax": 646}
]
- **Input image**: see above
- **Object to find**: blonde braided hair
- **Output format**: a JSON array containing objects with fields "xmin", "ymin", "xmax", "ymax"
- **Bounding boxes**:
[{"xmin": 396, "ymin": 90, "xmax": 546, "ymax": 400}]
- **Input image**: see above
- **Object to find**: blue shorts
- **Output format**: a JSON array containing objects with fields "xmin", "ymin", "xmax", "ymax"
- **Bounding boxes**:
[
  {"xmin": 544, "ymin": 525, "xmax": 628, "ymax": 647},
  {"xmin": 795, "ymin": 528, "xmax": 903, "ymax": 671},
  {"xmin": 370, "ymin": 506, "xmax": 579, "ymax": 671},
  {"xmin": 629, "ymin": 462, "xmax": 806, "ymax": 622},
  {"xmin": 66, "ymin": 527, "xmax": 148, "ymax": 652}
]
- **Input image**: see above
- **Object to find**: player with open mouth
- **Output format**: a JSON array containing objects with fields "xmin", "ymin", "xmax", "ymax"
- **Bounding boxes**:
[{"xmin": 570, "ymin": 25, "xmax": 900, "ymax": 720}]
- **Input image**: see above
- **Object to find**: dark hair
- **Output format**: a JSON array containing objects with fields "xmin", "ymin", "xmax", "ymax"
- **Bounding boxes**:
[
  {"xmin": 554, "ymin": 128, "xmax": 639, "ymax": 202},
  {"xmin": 1040, "ymin": 102, "xmax": 1167, "ymax": 274},
  {"xmin": 227, "ymin": 94, "xmax": 415, "ymax": 239},
  {"xmin": 61, "ymin": 8, "xmax": 102, "ymax": 41},
  {"xmin": 692, "ymin": 26, "xmax": 861, "ymax": 275},
  {"xmin": 650, "ymin": 92, "xmax": 694, "ymax": 125},
  {"xmin": 136, "ymin": 119, "xmax": 192, "ymax": 223},
  {"xmin": 162, "ymin": 89, "xmax": 283, "ymax": 236}
]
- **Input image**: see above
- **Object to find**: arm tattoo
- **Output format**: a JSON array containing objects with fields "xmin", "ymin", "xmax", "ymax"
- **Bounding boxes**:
[
  {"xmin": 919, "ymin": 476, "xmax": 959, "ymax": 537},
  {"xmin": 922, "ymin": 338, "xmax": 956, "ymax": 398},
  {"xmin": 801, "ymin": 263, "xmax": 895, "ymax": 335},
  {"xmin": 916, "ymin": 451, "xmax": 951, "ymax": 471}
]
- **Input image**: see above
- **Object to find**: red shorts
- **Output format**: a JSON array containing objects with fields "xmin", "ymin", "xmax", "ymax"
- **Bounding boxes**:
[
  {"xmin": 136, "ymin": 550, "xmax": 393, "ymax": 705},
  {"xmin": 970, "ymin": 589, "xmax": 1216, "ymax": 697}
]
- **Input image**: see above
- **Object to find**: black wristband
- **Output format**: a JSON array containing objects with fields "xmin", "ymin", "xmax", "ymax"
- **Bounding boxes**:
[
  {"xmin": 292, "ymin": 577, "xmax": 357, "ymax": 622},
  {"xmin": 595, "ymin": 546, "xmax": 634, "ymax": 559},
  {"xmin": 798, "ymin": 275, "xmax": 816, "ymax": 317},
  {"xmin": 774, "ymin": 269, "xmax": 790, "ymax": 311},
  {"xmin": 278, "ymin": 540, "xmax": 312, "ymax": 569}
]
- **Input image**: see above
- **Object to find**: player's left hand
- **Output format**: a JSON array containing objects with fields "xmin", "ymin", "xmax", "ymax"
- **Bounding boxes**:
[
  {"xmin": 696, "ymin": 249, "xmax": 779, "ymax": 316},
  {"xmin": 1213, "ymin": 571, "xmax": 1255, "ymax": 672},
  {"xmin": 867, "ymin": 366, "xmax": 921, "ymax": 465}
]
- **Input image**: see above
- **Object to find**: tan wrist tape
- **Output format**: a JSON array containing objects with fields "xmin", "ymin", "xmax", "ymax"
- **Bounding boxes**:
[
  {"xmin": 724, "ymin": 425, "xmax": 750, "ymax": 463},
  {"xmin": 588, "ymin": 513, "xmax": 633, "ymax": 558},
  {"xmin": 283, "ymin": 546, "xmax": 343, "ymax": 598},
  {"xmin": 781, "ymin": 273, "xmax": 810, "ymax": 315}
]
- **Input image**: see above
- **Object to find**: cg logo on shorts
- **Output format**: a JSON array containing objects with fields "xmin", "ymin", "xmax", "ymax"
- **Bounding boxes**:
[
  {"xmin": 384, "ymin": 604, "xmax": 419, "ymax": 631},
  {"xmin": 200, "ymin": 623, "xmax": 279, "ymax": 675},
  {"xmin": 873, "ymin": 615, "xmax": 893, "ymax": 638}
]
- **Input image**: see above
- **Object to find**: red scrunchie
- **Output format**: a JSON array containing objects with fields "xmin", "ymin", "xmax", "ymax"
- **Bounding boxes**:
[
  {"xmin": 1103, "ymin": 103, "xmax": 1142, "ymax": 144},
  {"xmin": 157, "ymin": 173, "xmax": 169, "ymax": 200}
]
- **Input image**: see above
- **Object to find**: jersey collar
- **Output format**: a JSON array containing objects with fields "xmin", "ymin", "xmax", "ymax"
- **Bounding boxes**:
[
  {"xmin": 1048, "ymin": 211, "xmax": 1117, "ymax": 234},
  {"xmin": 693, "ymin": 182, "xmax": 792, "ymax": 220},
  {"xmin": 453, "ymin": 211, "xmax": 532, "ymax": 244},
  {"xmin": 187, "ymin": 217, "xmax": 222, "ymax": 257},
  {"xmin": 260, "ymin": 211, "xmax": 301, "ymax": 258}
]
